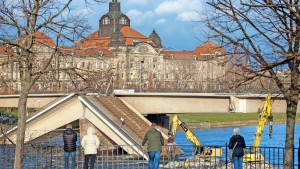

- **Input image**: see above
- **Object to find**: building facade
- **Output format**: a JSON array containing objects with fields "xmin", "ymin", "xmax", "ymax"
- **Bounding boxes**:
[{"xmin": 0, "ymin": 0, "xmax": 227, "ymax": 94}]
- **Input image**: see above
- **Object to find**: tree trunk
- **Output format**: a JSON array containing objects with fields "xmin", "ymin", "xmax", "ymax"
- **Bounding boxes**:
[
  {"xmin": 284, "ymin": 94, "xmax": 298, "ymax": 169},
  {"xmin": 13, "ymin": 84, "xmax": 30, "ymax": 169}
]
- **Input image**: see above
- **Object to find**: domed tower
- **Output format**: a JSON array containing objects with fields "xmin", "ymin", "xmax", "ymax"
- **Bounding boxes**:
[
  {"xmin": 149, "ymin": 29, "xmax": 162, "ymax": 47},
  {"xmin": 99, "ymin": 0, "xmax": 130, "ymax": 37}
]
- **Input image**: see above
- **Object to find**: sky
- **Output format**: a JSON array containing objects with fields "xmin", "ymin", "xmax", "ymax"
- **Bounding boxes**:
[{"xmin": 75, "ymin": 0, "xmax": 209, "ymax": 51}]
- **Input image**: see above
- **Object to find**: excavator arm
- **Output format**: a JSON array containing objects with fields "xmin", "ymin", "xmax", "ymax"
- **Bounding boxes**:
[
  {"xmin": 169, "ymin": 115, "xmax": 201, "ymax": 146},
  {"xmin": 168, "ymin": 115, "xmax": 223, "ymax": 156},
  {"xmin": 244, "ymin": 92, "xmax": 273, "ymax": 162},
  {"xmin": 253, "ymin": 93, "xmax": 273, "ymax": 148}
]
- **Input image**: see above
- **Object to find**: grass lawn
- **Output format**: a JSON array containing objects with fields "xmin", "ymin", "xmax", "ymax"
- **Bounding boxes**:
[{"xmin": 169, "ymin": 113, "xmax": 299, "ymax": 128}]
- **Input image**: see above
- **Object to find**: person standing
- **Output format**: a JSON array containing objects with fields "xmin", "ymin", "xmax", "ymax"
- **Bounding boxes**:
[
  {"xmin": 63, "ymin": 124, "xmax": 77, "ymax": 169},
  {"xmin": 81, "ymin": 127, "xmax": 100, "ymax": 169},
  {"xmin": 142, "ymin": 123, "xmax": 164, "ymax": 169},
  {"xmin": 229, "ymin": 128, "xmax": 246, "ymax": 169}
]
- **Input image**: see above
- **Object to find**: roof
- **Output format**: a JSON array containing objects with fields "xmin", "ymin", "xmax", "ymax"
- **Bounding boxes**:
[
  {"xmin": 73, "ymin": 31, "xmax": 112, "ymax": 56},
  {"xmin": 17, "ymin": 30, "xmax": 55, "ymax": 47},
  {"xmin": 72, "ymin": 26, "xmax": 155, "ymax": 56},
  {"xmin": 33, "ymin": 31, "xmax": 55, "ymax": 47},
  {"xmin": 194, "ymin": 41, "xmax": 225, "ymax": 55},
  {"xmin": 162, "ymin": 41, "xmax": 226, "ymax": 61},
  {"xmin": 5, "ymin": 29, "xmax": 226, "ymax": 60},
  {"xmin": 120, "ymin": 26, "xmax": 154, "ymax": 46}
]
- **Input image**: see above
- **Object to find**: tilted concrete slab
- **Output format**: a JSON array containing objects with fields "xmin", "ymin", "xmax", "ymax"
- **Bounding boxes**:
[
  {"xmin": 0, "ymin": 94, "xmax": 149, "ymax": 159},
  {"xmin": 78, "ymin": 95, "xmax": 147, "ymax": 158}
]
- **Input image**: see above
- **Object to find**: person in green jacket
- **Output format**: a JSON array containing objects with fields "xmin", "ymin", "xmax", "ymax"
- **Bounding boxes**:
[{"xmin": 142, "ymin": 123, "xmax": 164, "ymax": 169}]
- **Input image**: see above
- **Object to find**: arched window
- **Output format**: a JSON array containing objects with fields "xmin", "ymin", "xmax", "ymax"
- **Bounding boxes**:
[
  {"xmin": 119, "ymin": 17, "xmax": 127, "ymax": 25},
  {"xmin": 103, "ymin": 17, "xmax": 110, "ymax": 25}
]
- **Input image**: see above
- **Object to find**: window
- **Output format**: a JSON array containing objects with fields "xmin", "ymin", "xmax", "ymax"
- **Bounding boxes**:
[
  {"xmin": 119, "ymin": 17, "xmax": 127, "ymax": 25},
  {"xmin": 153, "ymin": 73, "xmax": 156, "ymax": 78},
  {"xmin": 100, "ymin": 62, "xmax": 104, "ymax": 69},
  {"xmin": 103, "ymin": 17, "xmax": 110, "ymax": 25},
  {"xmin": 130, "ymin": 73, "xmax": 134, "ymax": 79}
]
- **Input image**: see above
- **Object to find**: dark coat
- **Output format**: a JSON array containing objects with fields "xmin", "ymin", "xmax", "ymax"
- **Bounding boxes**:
[
  {"xmin": 229, "ymin": 135, "xmax": 246, "ymax": 157},
  {"xmin": 63, "ymin": 128, "xmax": 77, "ymax": 152}
]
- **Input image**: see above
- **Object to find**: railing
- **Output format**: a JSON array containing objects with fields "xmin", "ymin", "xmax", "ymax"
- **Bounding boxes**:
[{"xmin": 0, "ymin": 144, "xmax": 299, "ymax": 169}]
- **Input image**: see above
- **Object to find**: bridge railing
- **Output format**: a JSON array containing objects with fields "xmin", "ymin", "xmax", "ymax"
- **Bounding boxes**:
[{"xmin": 0, "ymin": 144, "xmax": 298, "ymax": 169}]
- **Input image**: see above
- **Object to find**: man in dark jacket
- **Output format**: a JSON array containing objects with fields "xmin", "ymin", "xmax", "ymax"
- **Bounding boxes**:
[
  {"xmin": 142, "ymin": 123, "xmax": 164, "ymax": 169},
  {"xmin": 63, "ymin": 124, "xmax": 77, "ymax": 169},
  {"xmin": 229, "ymin": 128, "xmax": 246, "ymax": 169}
]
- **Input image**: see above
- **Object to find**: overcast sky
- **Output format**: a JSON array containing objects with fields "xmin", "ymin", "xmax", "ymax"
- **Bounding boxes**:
[{"xmin": 75, "ymin": 0, "xmax": 209, "ymax": 51}]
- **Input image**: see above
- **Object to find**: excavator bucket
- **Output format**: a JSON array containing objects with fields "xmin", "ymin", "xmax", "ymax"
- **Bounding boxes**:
[
  {"xmin": 204, "ymin": 146, "xmax": 223, "ymax": 157},
  {"xmin": 197, "ymin": 146, "xmax": 223, "ymax": 157}
]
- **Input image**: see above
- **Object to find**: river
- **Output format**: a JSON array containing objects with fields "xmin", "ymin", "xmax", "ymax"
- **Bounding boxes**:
[
  {"xmin": 174, "ymin": 123, "xmax": 300, "ymax": 167},
  {"xmin": 174, "ymin": 123, "xmax": 300, "ymax": 148}
]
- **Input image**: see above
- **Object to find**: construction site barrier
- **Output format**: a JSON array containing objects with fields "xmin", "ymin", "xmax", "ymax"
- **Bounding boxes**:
[{"xmin": 1, "ymin": 143, "xmax": 299, "ymax": 169}]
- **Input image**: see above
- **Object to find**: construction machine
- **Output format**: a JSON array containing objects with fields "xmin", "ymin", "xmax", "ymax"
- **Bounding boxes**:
[
  {"xmin": 168, "ymin": 115, "xmax": 222, "ymax": 157},
  {"xmin": 243, "ymin": 93, "xmax": 273, "ymax": 162}
]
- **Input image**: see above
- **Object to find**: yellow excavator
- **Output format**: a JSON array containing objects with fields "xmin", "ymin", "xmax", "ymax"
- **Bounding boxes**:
[
  {"xmin": 243, "ymin": 93, "xmax": 273, "ymax": 162},
  {"xmin": 168, "ymin": 115, "xmax": 222, "ymax": 157}
]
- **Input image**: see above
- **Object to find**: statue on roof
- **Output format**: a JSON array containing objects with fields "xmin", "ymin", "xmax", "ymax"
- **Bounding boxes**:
[{"xmin": 112, "ymin": 0, "xmax": 117, "ymax": 2}]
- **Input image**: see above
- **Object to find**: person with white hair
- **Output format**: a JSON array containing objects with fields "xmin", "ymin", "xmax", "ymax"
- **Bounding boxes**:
[
  {"xmin": 81, "ymin": 127, "xmax": 100, "ymax": 169},
  {"xmin": 229, "ymin": 128, "xmax": 246, "ymax": 169}
]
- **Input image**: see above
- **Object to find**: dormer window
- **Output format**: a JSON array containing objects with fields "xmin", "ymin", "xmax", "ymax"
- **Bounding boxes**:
[
  {"xmin": 103, "ymin": 17, "xmax": 110, "ymax": 25},
  {"xmin": 119, "ymin": 17, "xmax": 127, "ymax": 25},
  {"xmin": 98, "ymin": 51, "xmax": 103, "ymax": 57},
  {"xmin": 169, "ymin": 54, "xmax": 174, "ymax": 59}
]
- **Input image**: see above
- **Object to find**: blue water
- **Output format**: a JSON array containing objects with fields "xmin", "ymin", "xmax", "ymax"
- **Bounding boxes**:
[
  {"xmin": 174, "ymin": 123, "xmax": 300, "ymax": 166},
  {"xmin": 174, "ymin": 123, "xmax": 300, "ymax": 148}
]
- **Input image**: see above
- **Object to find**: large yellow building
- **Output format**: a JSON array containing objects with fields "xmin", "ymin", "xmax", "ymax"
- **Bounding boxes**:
[{"xmin": 0, "ymin": 0, "xmax": 227, "ymax": 94}]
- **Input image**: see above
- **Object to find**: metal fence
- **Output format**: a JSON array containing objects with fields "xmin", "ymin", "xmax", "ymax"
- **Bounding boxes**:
[{"xmin": 0, "ymin": 144, "xmax": 299, "ymax": 169}]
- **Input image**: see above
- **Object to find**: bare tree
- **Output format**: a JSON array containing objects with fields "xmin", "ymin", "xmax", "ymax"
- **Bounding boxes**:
[
  {"xmin": 203, "ymin": 0, "xmax": 299, "ymax": 168},
  {"xmin": 0, "ymin": 0, "xmax": 106, "ymax": 168}
]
